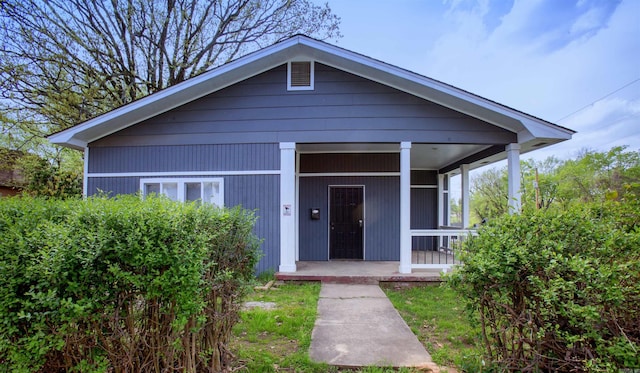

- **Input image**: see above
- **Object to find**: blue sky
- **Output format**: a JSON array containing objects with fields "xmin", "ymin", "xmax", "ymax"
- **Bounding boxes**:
[{"xmin": 317, "ymin": 0, "xmax": 640, "ymax": 162}]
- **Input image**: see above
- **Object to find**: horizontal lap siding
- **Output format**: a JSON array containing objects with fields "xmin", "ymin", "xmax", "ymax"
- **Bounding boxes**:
[
  {"xmin": 87, "ymin": 174, "xmax": 279, "ymax": 274},
  {"xmin": 298, "ymin": 176, "xmax": 400, "ymax": 261},
  {"xmin": 91, "ymin": 64, "xmax": 516, "ymax": 147},
  {"xmin": 88, "ymin": 143, "xmax": 279, "ymax": 173}
]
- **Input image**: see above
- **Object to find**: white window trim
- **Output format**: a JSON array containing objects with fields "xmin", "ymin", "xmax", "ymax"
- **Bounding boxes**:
[
  {"xmin": 287, "ymin": 61, "xmax": 314, "ymax": 91},
  {"xmin": 140, "ymin": 177, "xmax": 224, "ymax": 207}
]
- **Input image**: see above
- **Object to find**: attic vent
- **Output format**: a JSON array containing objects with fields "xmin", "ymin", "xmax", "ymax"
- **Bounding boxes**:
[{"xmin": 288, "ymin": 61, "xmax": 314, "ymax": 90}]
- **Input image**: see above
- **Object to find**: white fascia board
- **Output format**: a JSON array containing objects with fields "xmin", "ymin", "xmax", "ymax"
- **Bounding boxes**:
[
  {"xmin": 519, "ymin": 118, "xmax": 574, "ymax": 139},
  {"xmin": 300, "ymin": 38, "xmax": 574, "ymax": 141},
  {"xmin": 48, "ymin": 131, "xmax": 85, "ymax": 149},
  {"xmin": 49, "ymin": 35, "xmax": 574, "ymax": 148},
  {"xmin": 65, "ymin": 137, "xmax": 88, "ymax": 150}
]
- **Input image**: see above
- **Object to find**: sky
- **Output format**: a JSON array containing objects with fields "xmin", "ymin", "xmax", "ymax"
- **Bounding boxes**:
[{"xmin": 315, "ymin": 0, "xmax": 640, "ymax": 163}]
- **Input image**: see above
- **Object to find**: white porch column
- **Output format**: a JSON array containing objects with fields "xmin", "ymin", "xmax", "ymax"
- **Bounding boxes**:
[
  {"xmin": 437, "ymin": 174, "xmax": 444, "ymax": 228},
  {"xmin": 437, "ymin": 173, "xmax": 445, "ymax": 248},
  {"xmin": 443, "ymin": 174, "xmax": 450, "ymax": 226},
  {"xmin": 506, "ymin": 143, "xmax": 522, "ymax": 214},
  {"xmin": 83, "ymin": 147, "xmax": 89, "ymax": 197},
  {"xmin": 399, "ymin": 141, "xmax": 412, "ymax": 274},
  {"xmin": 279, "ymin": 142, "xmax": 297, "ymax": 273},
  {"xmin": 460, "ymin": 164, "xmax": 470, "ymax": 228}
]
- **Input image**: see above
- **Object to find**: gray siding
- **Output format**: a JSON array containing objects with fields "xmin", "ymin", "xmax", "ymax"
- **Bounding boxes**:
[
  {"xmin": 411, "ymin": 188, "xmax": 437, "ymax": 229},
  {"xmin": 410, "ymin": 170, "xmax": 438, "ymax": 229},
  {"xmin": 88, "ymin": 143, "xmax": 279, "ymax": 173},
  {"xmin": 411, "ymin": 170, "xmax": 438, "ymax": 185},
  {"xmin": 225, "ymin": 175, "xmax": 280, "ymax": 273},
  {"xmin": 87, "ymin": 174, "xmax": 280, "ymax": 274},
  {"xmin": 87, "ymin": 177, "xmax": 140, "ymax": 196},
  {"xmin": 411, "ymin": 170, "xmax": 438, "ymax": 250},
  {"xmin": 91, "ymin": 64, "xmax": 516, "ymax": 147},
  {"xmin": 298, "ymin": 176, "xmax": 400, "ymax": 261},
  {"xmin": 300, "ymin": 153, "xmax": 399, "ymax": 173},
  {"xmin": 411, "ymin": 188, "xmax": 438, "ymax": 250}
]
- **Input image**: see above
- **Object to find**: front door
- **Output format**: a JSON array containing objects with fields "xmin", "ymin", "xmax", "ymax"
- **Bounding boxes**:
[{"xmin": 329, "ymin": 186, "xmax": 364, "ymax": 260}]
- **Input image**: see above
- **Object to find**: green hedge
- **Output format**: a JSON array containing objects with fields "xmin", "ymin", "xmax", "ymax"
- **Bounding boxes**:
[
  {"xmin": 0, "ymin": 195, "xmax": 261, "ymax": 372},
  {"xmin": 448, "ymin": 195, "xmax": 640, "ymax": 372}
]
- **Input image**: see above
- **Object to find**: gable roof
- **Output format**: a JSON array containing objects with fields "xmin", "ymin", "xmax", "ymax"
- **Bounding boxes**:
[{"xmin": 48, "ymin": 35, "xmax": 574, "ymax": 151}]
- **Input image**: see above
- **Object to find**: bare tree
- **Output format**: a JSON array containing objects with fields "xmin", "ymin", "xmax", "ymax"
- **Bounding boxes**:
[{"xmin": 0, "ymin": 0, "xmax": 341, "ymax": 151}]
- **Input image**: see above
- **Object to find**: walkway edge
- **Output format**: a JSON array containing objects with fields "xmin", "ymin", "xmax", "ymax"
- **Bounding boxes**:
[{"xmin": 309, "ymin": 283, "xmax": 432, "ymax": 368}]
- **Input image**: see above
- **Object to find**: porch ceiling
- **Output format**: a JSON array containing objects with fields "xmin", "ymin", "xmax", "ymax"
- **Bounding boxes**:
[{"xmin": 296, "ymin": 143, "xmax": 492, "ymax": 171}]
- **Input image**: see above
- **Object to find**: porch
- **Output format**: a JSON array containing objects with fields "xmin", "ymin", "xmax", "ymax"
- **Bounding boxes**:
[
  {"xmin": 275, "ymin": 261, "xmax": 445, "ymax": 284},
  {"xmin": 280, "ymin": 141, "xmax": 519, "ymax": 275},
  {"xmin": 278, "ymin": 227, "xmax": 473, "ymax": 283}
]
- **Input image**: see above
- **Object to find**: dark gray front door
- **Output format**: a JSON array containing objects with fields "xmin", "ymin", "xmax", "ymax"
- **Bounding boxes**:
[{"xmin": 329, "ymin": 186, "xmax": 364, "ymax": 260}]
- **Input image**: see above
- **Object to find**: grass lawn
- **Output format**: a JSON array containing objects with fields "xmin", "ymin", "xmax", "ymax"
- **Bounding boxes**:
[
  {"xmin": 383, "ymin": 284, "xmax": 484, "ymax": 371},
  {"xmin": 230, "ymin": 281, "xmax": 483, "ymax": 372},
  {"xmin": 230, "ymin": 282, "xmax": 331, "ymax": 372}
]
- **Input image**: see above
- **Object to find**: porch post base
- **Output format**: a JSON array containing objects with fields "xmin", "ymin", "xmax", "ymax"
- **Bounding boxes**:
[
  {"xmin": 278, "ymin": 264, "xmax": 297, "ymax": 273},
  {"xmin": 398, "ymin": 264, "xmax": 412, "ymax": 274}
]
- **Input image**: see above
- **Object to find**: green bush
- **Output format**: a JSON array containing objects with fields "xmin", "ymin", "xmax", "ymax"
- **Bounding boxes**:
[
  {"xmin": 447, "ymin": 194, "xmax": 640, "ymax": 372},
  {"xmin": 0, "ymin": 195, "xmax": 261, "ymax": 372}
]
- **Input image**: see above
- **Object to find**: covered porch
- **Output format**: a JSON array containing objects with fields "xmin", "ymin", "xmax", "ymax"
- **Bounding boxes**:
[
  {"xmin": 279, "ymin": 141, "xmax": 517, "ymax": 274},
  {"xmin": 276, "ymin": 261, "xmax": 444, "ymax": 284}
]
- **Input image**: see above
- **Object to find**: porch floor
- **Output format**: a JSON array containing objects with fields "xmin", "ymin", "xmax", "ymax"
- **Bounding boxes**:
[{"xmin": 275, "ymin": 261, "xmax": 444, "ymax": 284}]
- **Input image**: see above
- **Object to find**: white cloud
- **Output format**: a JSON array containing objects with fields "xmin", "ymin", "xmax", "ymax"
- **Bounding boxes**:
[
  {"xmin": 564, "ymin": 97, "xmax": 640, "ymax": 131},
  {"xmin": 321, "ymin": 0, "xmax": 639, "ymax": 159},
  {"xmin": 564, "ymin": 97, "xmax": 640, "ymax": 150},
  {"xmin": 423, "ymin": 0, "xmax": 638, "ymax": 129}
]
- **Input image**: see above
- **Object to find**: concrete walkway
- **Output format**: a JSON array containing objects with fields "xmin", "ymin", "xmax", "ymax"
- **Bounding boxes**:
[{"xmin": 309, "ymin": 283, "xmax": 432, "ymax": 368}]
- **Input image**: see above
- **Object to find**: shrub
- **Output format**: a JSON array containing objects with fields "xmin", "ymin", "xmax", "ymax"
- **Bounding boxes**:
[
  {"xmin": 0, "ymin": 195, "xmax": 261, "ymax": 372},
  {"xmin": 447, "ymin": 194, "xmax": 640, "ymax": 372}
]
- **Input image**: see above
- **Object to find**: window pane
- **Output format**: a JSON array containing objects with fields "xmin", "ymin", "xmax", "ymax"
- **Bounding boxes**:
[
  {"xmin": 185, "ymin": 182, "xmax": 201, "ymax": 202},
  {"xmin": 145, "ymin": 183, "xmax": 160, "ymax": 196},
  {"xmin": 162, "ymin": 182, "xmax": 178, "ymax": 200},
  {"xmin": 203, "ymin": 182, "xmax": 218, "ymax": 205}
]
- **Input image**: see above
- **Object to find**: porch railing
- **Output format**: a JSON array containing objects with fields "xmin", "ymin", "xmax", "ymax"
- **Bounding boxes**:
[{"xmin": 410, "ymin": 227, "xmax": 477, "ymax": 272}]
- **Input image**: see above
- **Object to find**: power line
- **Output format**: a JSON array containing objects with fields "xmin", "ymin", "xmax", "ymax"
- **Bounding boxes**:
[{"xmin": 556, "ymin": 77, "xmax": 640, "ymax": 122}]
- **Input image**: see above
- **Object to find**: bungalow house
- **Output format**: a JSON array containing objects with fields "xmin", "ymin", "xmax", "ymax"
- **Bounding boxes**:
[{"xmin": 49, "ymin": 35, "xmax": 574, "ymax": 274}]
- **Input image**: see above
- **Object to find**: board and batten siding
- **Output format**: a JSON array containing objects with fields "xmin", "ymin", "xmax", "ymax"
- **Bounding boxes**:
[
  {"xmin": 91, "ymin": 63, "xmax": 517, "ymax": 147},
  {"xmin": 87, "ymin": 174, "xmax": 280, "ymax": 274},
  {"xmin": 411, "ymin": 170, "xmax": 439, "ymax": 250},
  {"xmin": 299, "ymin": 153, "xmax": 400, "ymax": 173},
  {"xmin": 88, "ymin": 143, "xmax": 279, "ymax": 173},
  {"xmin": 298, "ymin": 176, "xmax": 400, "ymax": 261},
  {"xmin": 86, "ymin": 142, "xmax": 280, "ymax": 274}
]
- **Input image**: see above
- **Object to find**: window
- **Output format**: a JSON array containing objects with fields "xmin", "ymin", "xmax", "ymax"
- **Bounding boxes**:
[
  {"xmin": 287, "ymin": 61, "xmax": 314, "ymax": 90},
  {"xmin": 141, "ymin": 178, "xmax": 224, "ymax": 206}
]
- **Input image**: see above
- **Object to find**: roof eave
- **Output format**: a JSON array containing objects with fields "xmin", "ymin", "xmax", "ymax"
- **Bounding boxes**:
[
  {"xmin": 49, "ymin": 35, "xmax": 574, "ymax": 150},
  {"xmin": 49, "ymin": 36, "xmax": 309, "ymax": 147},
  {"xmin": 300, "ymin": 39, "xmax": 575, "ymax": 145}
]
